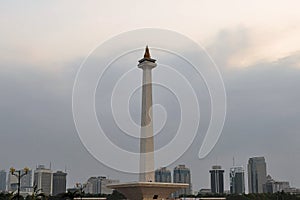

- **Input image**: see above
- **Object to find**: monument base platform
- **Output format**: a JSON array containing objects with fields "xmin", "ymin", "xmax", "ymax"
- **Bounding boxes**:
[{"xmin": 107, "ymin": 182, "xmax": 188, "ymax": 200}]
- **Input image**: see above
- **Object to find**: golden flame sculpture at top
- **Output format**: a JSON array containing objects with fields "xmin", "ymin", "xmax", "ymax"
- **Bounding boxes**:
[{"xmin": 144, "ymin": 45, "xmax": 151, "ymax": 59}]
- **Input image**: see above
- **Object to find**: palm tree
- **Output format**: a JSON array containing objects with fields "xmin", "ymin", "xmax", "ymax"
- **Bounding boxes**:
[
  {"xmin": 6, "ymin": 191, "xmax": 15, "ymax": 200},
  {"xmin": 27, "ymin": 184, "xmax": 46, "ymax": 200},
  {"xmin": 11, "ymin": 193, "xmax": 24, "ymax": 200}
]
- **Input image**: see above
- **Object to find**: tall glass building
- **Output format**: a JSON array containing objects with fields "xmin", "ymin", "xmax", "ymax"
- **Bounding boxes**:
[
  {"xmin": 52, "ymin": 171, "xmax": 67, "ymax": 195},
  {"xmin": 248, "ymin": 157, "xmax": 267, "ymax": 193},
  {"xmin": 173, "ymin": 165, "xmax": 192, "ymax": 197},
  {"xmin": 230, "ymin": 166, "xmax": 245, "ymax": 194},
  {"xmin": 155, "ymin": 167, "xmax": 171, "ymax": 183},
  {"xmin": 209, "ymin": 165, "xmax": 224, "ymax": 194}
]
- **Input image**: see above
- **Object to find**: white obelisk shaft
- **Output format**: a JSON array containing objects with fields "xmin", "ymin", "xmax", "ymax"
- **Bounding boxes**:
[{"xmin": 138, "ymin": 47, "xmax": 156, "ymax": 182}]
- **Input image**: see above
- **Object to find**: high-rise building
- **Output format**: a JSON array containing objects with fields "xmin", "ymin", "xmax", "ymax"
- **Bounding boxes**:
[
  {"xmin": 7, "ymin": 173, "xmax": 18, "ymax": 191},
  {"xmin": 20, "ymin": 169, "xmax": 33, "ymax": 192},
  {"xmin": 248, "ymin": 157, "xmax": 267, "ymax": 193},
  {"xmin": 230, "ymin": 166, "xmax": 245, "ymax": 194},
  {"xmin": 52, "ymin": 171, "xmax": 67, "ymax": 195},
  {"xmin": 0, "ymin": 170, "xmax": 6, "ymax": 192},
  {"xmin": 210, "ymin": 165, "xmax": 224, "ymax": 194},
  {"xmin": 85, "ymin": 176, "xmax": 119, "ymax": 195},
  {"xmin": 155, "ymin": 167, "xmax": 171, "ymax": 183},
  {"xmin": 34, "ymin": 165, "xmax": 53, "ymax": 195},
  {"xmin": 173, "ymin": 165, "xmax": 192, "ymax": 197}
]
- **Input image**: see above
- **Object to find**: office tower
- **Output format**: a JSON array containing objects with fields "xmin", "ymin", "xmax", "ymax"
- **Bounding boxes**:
[
  {"xmin": 0, "ymin": 170, "xmax": 6, "ymax": 192},
  {"xmin": 230, "ymin": 166, "xmax": 245, "ymax": 194},
  {"xmin": 34, "ymin": 165, "xmax": 53, "ymax": 195},
  {"xmin": 155, "ymin": 167, "xmax": 171, "ymax": 183},
  {"xmin": 20, "ymin": 169, "xmax": 32, "ymax": 192},
  {"xmin": 7, "ymin": 173, "xmax": 18, "ymax": 191},
  {"xmin": 248, "ymin": 157, "xmax": 267, "ymax": 193},
  {"xmin": 138, "ymin": 46, "xmax": 156, "ymax": 182},
  {"xmin": 85, "ymin": 176, "xmax": 119, "ymax": 194},
  {"xmin": 210, "ymin": 165, "xmax": 224, "ymax": 194},
  {"xmin": 173, "ymin": 165, "xmax": 192, "ymax": 196},
  {"xmin": 52, "ymin": 171, "xmax": 67, "ymax": 195}
]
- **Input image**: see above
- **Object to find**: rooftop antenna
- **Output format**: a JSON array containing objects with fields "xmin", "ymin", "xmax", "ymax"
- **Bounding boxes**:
[
  {"xmin": 49, "ymin": 161, "xmax": 52, "ymax": 170},
  {"xmin": 233, "ymin": 156, "xmax": 235, "ymax": 166}
]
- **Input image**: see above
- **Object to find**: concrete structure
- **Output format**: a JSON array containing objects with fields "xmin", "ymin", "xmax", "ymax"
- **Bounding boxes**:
[
  {"xmin": 85, "ymin": 176, "xmax": 119, "ymax": 194},
  {"xmin": 52, "ymin": 171, "xmax": 67, "ymax": 195},
  {"xmin": 248, "ymin": 157, "xmax": 267, "ymax": 193},
  {"xmin": 230, "ymin": 166, "xmax": 245, "ymax": 194},
  {"xmin": 155, "ymin": 167, "xmax": 171, "ymax": 183},
  {"xmin": 283, "ymin": 187, "xmax": 300, "ymax": 194},
  {"xmin": 108, "ymin": 47, "xmax": 188, "ymax": 200},
  {"xmin": 0, "ymin": 170, "xmax": 6, "ymax": 192},
  {"xmin": 209, "ymin": 165, "xmax": 224, "ymax": 194},
  {"xmin": 7, "ymin": 172, "xmax": 18, "ymax": 191},
  {"xmin": 34, "ymin": 165, "xmax": 53, "ymax": 195},
  {"xmin": 173, "ymin": 165, "xmax": 192, "ymax": 196},
  {"xmin": 263, "ymin": 175, "xmax": 290, "ymax": 193},
  {"xmin": 138, "ymin": 46, "xmax": 156, "ymax": 182},
  {"xmin": 20, "ymin": 169, "xmax": 32, "ymax": 192},
  {"xmin": 109, "ymin": 182, "xmax": 188, "ymax": 200}
]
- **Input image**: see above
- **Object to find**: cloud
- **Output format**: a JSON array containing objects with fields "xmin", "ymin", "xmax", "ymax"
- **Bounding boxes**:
[
  {"xmin": 0, "ymin": 24, "xmax": 300, "ymax": 191},
  {"xmin": 207, "ymin": 26, "xmax": 300, "ymax": 69}
]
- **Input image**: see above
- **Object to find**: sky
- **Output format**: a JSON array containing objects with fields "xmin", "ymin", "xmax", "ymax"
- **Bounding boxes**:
[{"xmin": 1, "ymin": 0, "xmax": 300, "ymax": 193}]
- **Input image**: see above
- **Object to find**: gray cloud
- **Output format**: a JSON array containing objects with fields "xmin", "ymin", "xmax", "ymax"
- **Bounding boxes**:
[{"xmin": 0, "ymin": 28, "xmax": 300, "ymax": 193}]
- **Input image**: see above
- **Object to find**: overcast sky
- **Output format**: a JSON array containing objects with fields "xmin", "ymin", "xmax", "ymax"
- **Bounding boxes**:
[{"xmin": 1, "ymin": 0, "xmax": 300, "ymax": 193}]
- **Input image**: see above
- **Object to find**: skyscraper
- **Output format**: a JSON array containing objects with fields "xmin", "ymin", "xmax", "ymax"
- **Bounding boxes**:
[
  {"xmin": 34, "ymin": 165, "xmax": 53, "ymax": 195},
  {"xmin": 230, "ymin": 166, "xmax": 245, "ymax": 194},
  {"xmin": 0, "ymin": 170, "xmax": 6, "ymax": 192},
  {"xmin": 155, "ymin": 167, "xmax": 171, "ymax": 183},
  {"xmin": 52, "ymin": 171, "xmax": 67, "ymax": 195},
  {"xmin": 20, "ymin": 169, "xmax": 32, "ymax": 192},
  {"xmin": 173, "ymin": 165, "xmax": 192, "ymax": 196},
  {"xmin": 248, "ymin": 157, "xmax": 267, "ymax": 193},
  {"xmin": 7, "ymin": 173, "xmax": 18, "ymax": 191},
  {"xmin": 209, "ymin": 165, "xmax": 224, "ymax": 194}
]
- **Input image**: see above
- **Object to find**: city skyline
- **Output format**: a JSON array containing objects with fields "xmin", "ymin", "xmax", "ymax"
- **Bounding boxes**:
[
  {"xmin": 1, "ymin": 0, "xmax": 300, "ymax": 194},
  {"xmin": 0, "ymin": 155, "xmax": 298, "ymax": 195}
]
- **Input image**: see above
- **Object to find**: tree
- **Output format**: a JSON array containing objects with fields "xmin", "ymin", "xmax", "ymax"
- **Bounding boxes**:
[
  {"xmin": 61, "ymin": 191, "xmax": 80, "ymax": 200},
  {"xmin": 106, "ymin": 190, "xmax": 126, "ymax": 200},
  {"xmin": 26, "ymin": 184, "xmax": 46, "ymax": 200}
]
